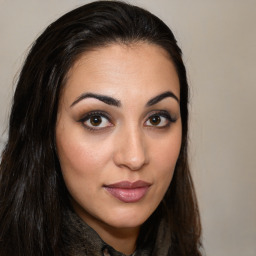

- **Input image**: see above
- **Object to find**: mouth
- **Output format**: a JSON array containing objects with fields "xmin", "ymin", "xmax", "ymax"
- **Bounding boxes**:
[{"xmin": 103, "ymin": 180, "xmax": 151, "ymax": 203}]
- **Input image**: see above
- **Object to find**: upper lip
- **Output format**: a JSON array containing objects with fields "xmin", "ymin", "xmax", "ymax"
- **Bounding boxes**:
[{"xmin": 104, "ymin": 180, "xmax": 151, "ymax": 189}]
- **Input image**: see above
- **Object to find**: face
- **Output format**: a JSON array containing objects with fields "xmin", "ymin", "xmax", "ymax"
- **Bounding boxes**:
[{"xmin": 56, "ymin": 43, "xmax": 182, "ymax": 235}]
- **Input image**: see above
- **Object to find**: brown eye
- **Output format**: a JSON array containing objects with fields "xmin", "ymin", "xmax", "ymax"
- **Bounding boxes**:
[
  {"xmin": 81, "ymin": 112, "xmax": 113, "ymax": 131},
  {"xmin": 149, "ymin": 116, "xmax": 161, "ymax": 126},
  {"xmin": 90, "ymin": 115, "xmax": 102, "ymax": 126},
  {"xmin": 145, "ymin": 111, "xmax": 173, "ymax": 128}
]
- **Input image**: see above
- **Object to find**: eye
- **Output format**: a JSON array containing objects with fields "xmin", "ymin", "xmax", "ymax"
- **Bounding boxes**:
[
  {"xmin": 79, "ymin": 112, "xmax": 113, "ymax": 130},
  {"xmin": 144, "ymin": 111, "xmax": 175, "ymax": 128},
  {"xmin": 145, "ymin": 115, "xmax": 169, "ymax": 127},
  {"xmin": 148, "ymin": 116, "xmax": 162, "ymax": 126}
]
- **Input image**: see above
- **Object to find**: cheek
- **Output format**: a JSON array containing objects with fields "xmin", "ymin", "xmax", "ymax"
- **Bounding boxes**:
[
  {"xmin": 151, "ymin": 127, "xmax": 182, "ymax": 190},
  {"xmin": 56, "ymin": 120, "xmax": 109, "ymax": 169},
  {"xmin": 55, "ymin": 124, "xmax": 113, "ymax": 193}
]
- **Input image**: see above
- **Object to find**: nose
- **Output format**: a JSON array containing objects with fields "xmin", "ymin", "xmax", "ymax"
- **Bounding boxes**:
[{"xmin": 113, "ymin": 126, "xmax": 149, "ymax": 171}]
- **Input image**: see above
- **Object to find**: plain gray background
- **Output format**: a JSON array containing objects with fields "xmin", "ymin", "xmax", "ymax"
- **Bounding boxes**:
[{"xmin": 0, "ymin": 1, "xmax": 255, "ymax": 255}]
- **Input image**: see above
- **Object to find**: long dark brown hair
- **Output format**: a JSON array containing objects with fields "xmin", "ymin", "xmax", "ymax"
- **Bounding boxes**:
[{"xmin": 0, "ymin": 1, "xmax": 202, "ymax": 255}]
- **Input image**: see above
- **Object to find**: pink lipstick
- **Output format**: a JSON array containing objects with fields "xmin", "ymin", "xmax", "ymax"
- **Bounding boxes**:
[{"xmin": 104, "ymin": 180, "xmax": 151, "ymax": 203}]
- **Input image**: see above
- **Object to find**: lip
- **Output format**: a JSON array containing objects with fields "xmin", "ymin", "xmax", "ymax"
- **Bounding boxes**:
[{"xmin": 104, "ymin": 180, "xmax": 151, "ymax": 203}]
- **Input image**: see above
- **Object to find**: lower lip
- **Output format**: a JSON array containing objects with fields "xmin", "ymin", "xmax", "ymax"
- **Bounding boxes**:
[{"xmin": 104, "ymin": 186, "xmax": 150, "ymax": 203}]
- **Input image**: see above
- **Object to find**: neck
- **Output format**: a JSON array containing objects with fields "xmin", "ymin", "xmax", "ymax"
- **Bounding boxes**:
[
  {"xmin": 73, "ymin": 202, "xmax": 140, "ymax": 255},
  {"xmin": 93, "ymin": 224, "xmax": 139, "ymax": 255}
]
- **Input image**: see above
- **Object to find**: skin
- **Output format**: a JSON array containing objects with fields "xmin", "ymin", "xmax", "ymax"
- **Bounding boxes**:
[{"xmin": 56, "ymin": 43, "xmax": 182, "ymax": 255}]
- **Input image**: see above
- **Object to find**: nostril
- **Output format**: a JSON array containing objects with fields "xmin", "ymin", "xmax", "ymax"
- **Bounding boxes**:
[
  {"xmin": 113, "ymin": 128, "xmax": 149, "ymax": 170},
  {"xmin": 113, "ymin": 142, "xmax": 148, "ymax": 171},
  {"xmin": 127, "ymin": 156, "xmax": 147, "ymax": 171}
]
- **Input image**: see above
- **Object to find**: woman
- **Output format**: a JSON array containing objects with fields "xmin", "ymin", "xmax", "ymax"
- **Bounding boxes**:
[{"xmin": 0, "ymin": 1, "xmax": 202, "ymax": 255}]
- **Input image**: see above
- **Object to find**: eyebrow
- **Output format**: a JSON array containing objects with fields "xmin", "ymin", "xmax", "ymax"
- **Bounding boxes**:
[
  {"xmin": 70, "ymin": 90, "xmax": 179, "ymax": 108},
  {"xmin": 146, "ymin": 91, "xmax": 179, "ymax": 106},
  {"xmin": 70, "ymin": 92, "xmax": 121, "ymax": 107}
]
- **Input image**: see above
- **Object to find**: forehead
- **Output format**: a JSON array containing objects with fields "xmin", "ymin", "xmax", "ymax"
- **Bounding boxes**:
[{"xmin": 62, "ymin": 42, "xmax": 180, "ymax": 104}]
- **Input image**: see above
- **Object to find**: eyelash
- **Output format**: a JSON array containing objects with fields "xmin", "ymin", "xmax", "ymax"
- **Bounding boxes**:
[
  {"xmin": 145, "ymin": 110, "xmax": 176, "ymax": 129},
  {"xmin": 79, "ymin": 111, "xmax": 113, "ymax": 131},
  {"xmin": 78, "ymin": 110, "xmax": 176, "ymax": 132}
]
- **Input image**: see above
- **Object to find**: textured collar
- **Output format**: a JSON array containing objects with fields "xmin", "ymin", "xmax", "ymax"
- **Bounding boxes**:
[
  {"xmin": 61, "ymin": 207, "xmax": 171, "ymax": 256},
  {"xmin": 61, "ymin": 208, "xmax": 153, "ymax": 256}
]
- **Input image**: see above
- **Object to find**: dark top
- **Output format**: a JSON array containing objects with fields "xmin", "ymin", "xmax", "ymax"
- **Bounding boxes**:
[{"xmin": 61, "ymin": 208, "xmax": 172, "ymax": 256}]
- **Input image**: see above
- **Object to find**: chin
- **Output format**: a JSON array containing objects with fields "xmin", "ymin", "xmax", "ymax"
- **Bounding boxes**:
[
  {"xmin": 103, "ymin": 207, "xmax": 152, "ymax": 229},
  {"xmin": 72, "ymin": 198, "xmax": 157, "ymax": 231}
]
